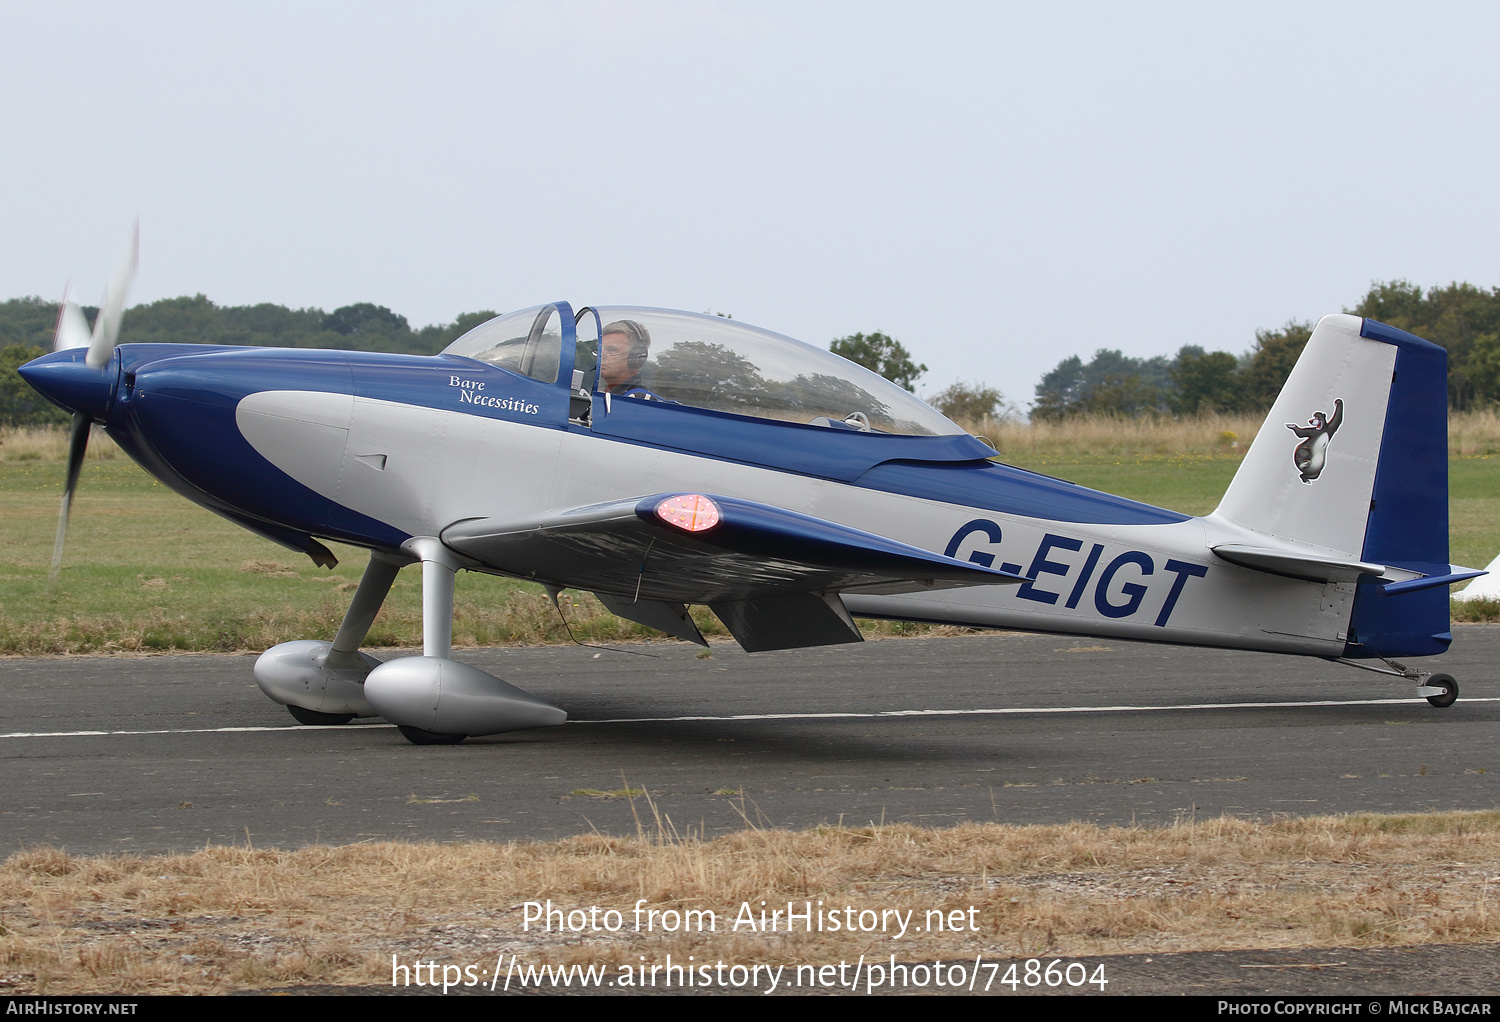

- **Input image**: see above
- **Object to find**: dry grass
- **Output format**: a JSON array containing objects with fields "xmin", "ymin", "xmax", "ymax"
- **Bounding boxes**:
[
  {"xmin": 0, "ymin": 425, "xmax": 122, "ymax": 463},
  {"xmin": 955, "ymin": 411, "xmax": 1266, "ymax": 460},
  {"xmin": 1447, "ymin": 407, "xmax": 1500, "ymax": 458},
  {"xmin": 943, "ymin": 408, "xmax": 1500, "ymax": 461},
  {"xmin": 1452, "ymin": 598, "xmax": 1500, "ymax": 623},
  {"xmin": 2, "ymin": 811, "xmax": 1498, "ymax": 994},
  {"xmin": 7, "ymin": 411, "xmax": 1500, "ymax": 466}
]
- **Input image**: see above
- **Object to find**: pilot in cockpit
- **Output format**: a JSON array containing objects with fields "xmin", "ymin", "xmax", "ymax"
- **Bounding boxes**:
[{"xmin": 599, "ymin": 319, "xmax": 659, "ymax": 400}]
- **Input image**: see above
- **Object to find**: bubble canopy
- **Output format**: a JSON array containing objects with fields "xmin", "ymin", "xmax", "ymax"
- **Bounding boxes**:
[{"xmin": 442, "ymin": 306, "xmax": 962, "ymax": 437}]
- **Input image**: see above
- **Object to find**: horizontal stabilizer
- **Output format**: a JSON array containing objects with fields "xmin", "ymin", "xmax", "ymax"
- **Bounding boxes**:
[
  {"xmin": 443, "ymin": 492, "xmax": 1025, "ymax": 607},
  {"xmin": 1212, "ymin": 543, "xmax": 1482, "ymax": 596},
  {"xmin": 1379, "ymin": 567, "xmax": 1485, "ymax": 597},
  {"xmin": 1210, "ymin": 543, "xmax": 1393, "ymax": 583}
]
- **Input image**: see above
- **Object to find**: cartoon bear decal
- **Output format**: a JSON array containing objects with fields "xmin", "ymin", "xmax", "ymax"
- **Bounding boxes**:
[{"xmin": 1286, "ymin": 398, "xmax": 1343, "ymax": 483}]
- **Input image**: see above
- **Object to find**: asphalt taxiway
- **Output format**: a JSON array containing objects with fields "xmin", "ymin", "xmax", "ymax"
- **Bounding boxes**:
[{"xmin": 3, "ymin": 626, "xmax": 1497, "ymax": 854}]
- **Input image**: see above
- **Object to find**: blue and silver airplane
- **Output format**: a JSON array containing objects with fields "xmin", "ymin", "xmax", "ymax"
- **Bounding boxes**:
[{"xmin": 20, "ymin": 237, "xmax": 1481, "ymax": 744}]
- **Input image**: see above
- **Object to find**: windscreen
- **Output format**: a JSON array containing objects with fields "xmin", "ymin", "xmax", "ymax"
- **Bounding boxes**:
[{"xmin": 442, "ymin": 305, "xmax": 562, "ymax": 384}]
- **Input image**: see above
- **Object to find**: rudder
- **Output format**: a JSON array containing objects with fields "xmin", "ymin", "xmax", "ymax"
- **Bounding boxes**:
[{"xmin": 1346, "ymin": 319, "xmax": 1451, "ymax": 657}]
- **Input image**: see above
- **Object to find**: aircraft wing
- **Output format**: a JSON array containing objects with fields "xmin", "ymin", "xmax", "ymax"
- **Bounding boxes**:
[
  {"xmin": 442, "ymin": 492, "xmax": 1025, "ymax": 601},
  {"xmin": 441, "ymin": 492, "xmax": 1026, "ymax": 651}
]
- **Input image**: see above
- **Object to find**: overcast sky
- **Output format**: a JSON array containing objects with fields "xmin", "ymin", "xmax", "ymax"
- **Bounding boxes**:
[{"xmin": 3, "ymin": 1, "xmax": 1498, "ymax": 408}]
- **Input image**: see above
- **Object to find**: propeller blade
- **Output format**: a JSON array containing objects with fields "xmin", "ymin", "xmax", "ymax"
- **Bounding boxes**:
[
  {"xmin": 52, "ymin": 287, "xmax": 92, "ymax": 352},
  {"xmin": 48, "ymin": 411, "xmax": 92, "ymax": 591},
  {"xmin": 86, "ymin": 222, "xmax": 138, "ymax": 370}
]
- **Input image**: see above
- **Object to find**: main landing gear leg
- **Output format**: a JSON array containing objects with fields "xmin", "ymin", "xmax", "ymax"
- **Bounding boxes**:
[
  {"xmin": 1334, "ymin": 657, "xmax": 1460, "ymax": 708},
  {"xmin": 362, "ymin": 537, "xmax": 567, "ymax": 746},
  {"xmin": 328, "ymin": 551, "xmax": 405, "ymax": 667},
  {"xmin": 255, "ymin": 550, "xmax": 412, "ymax": 724},
  {"xmin": 256, "ymin": 546, "xmax": 411, "ymax": 720}
]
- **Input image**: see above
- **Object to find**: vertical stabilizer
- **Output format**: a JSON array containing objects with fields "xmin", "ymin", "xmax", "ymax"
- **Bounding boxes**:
[
  {"xmin": 1211, "ymin": 313, "xmax": 1451, "ymax": 658},
  {"xmin": 1216, "ymin": 313, "xmax": 1396, "ymax": 556}
]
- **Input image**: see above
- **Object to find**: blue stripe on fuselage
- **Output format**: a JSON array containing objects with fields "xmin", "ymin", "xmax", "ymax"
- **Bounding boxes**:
[{"xmin": 585, "ymin": 392, "xmax": 999, "ymax": 482}]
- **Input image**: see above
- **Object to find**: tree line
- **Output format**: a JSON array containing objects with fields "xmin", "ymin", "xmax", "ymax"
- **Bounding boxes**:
[
  {"xmin": 833, "ymin": 280, "xmax": 1500, "ymax": 422},
  {"xmin": 1030, "ymin": 326, "xmax": 1309, "ymax": 421},
  {"xmin": 1031, "ymin": 280, "xmax": 1500, "ymax": 420},
  {"xmin": 0, "ymin": 295, "xmax": 496, "ymax": 426},
  {"xmin": 4, "ymin": 280, "xmax": 1499, "ymax": 427}
]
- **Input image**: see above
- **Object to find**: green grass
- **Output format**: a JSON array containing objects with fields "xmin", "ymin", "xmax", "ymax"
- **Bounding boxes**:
[
  {"xmin": 1004, "ymin": 452, "xmax": 1500, "ymax": 574},
  {"xmin": 3, "ymin": 450, "xmax": 1495, "ymax": 653},
  {"xmin": 1003, "ymin": 452, "xmax": 1243, "ymax": 517},
  {"xmin": 0, "ymin": 459, "xmax": 671, "ymax": 653},
  {"xmin": 1448, "ymin": 456, "xmax": 1500, "ymax": 574}
]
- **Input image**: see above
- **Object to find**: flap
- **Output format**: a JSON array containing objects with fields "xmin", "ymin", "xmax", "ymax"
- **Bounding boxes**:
[
  {"xmin": 594, "ymin": 593, "xmax": 707, "ymax": 645},
  {"xmin": 711, "ymin": 592, "xmax": 863, "ymax": 652}
]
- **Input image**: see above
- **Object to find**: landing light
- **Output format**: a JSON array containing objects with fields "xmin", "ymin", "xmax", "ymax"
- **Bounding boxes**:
[{"xmin": 656, "ymin": 494, "xmax": 721, "ymax": 532}]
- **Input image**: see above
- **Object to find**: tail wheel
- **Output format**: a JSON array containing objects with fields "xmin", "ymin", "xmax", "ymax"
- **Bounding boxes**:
[
  {"xmin": 397, "ymin": 725, "xmax": 468, "ymax": 745},
  {"xmin": 288, "ymin": 705, "xmax": 356, "ymax": 725},
  {"xmin": 1425, "ymin": 674, "xmax": 1458, "ymax": 708}
]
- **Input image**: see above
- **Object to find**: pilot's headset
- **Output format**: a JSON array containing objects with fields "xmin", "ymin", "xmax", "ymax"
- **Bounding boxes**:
[{"xmin": 602, "ymin": 319, "xmax": 651, "ymax": 370}]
